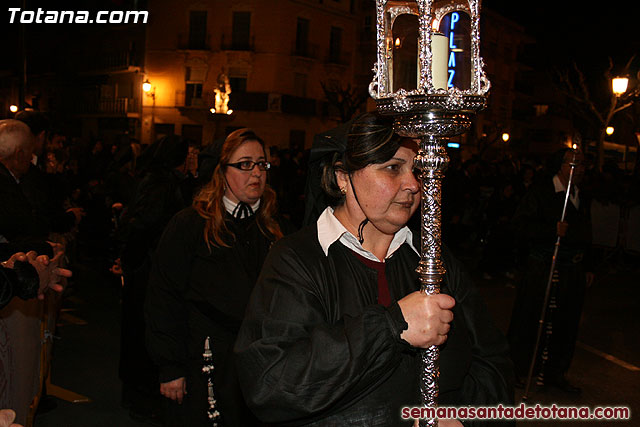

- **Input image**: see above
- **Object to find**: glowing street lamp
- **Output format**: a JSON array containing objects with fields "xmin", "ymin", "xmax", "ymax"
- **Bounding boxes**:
[
  {"xmin": 9, "ymin": 105, "xmax": 18, "ymax": 113},
  {"xmin": 606, "ymin": 126, "xmax": 614, "ymax": 136},
  {"xmin": 502, "ymin": 132, "xmax": 510, "ymax": 142},
  {"xmin": 143, "ymin": 78, "xmax": 156, "ymax": 143},
  {"xmin": 612, "ymin": 77, "xmax": 629, "ymax": 96},
  {"xmin": 142, "ymin": 79, "xmax": 152, "ymax": 94}
]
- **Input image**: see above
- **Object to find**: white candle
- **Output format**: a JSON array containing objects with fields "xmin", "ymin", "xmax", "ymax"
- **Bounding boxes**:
[{"xmin": 431, "ymin": 33, "xmax": 448, "ymax": 90}]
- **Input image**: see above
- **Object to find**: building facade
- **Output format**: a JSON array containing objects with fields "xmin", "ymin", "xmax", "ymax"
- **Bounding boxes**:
[
  {"xmin": 3, "ymin": 0, "xmax": 544, "ymax": 160},
  {"xmin": 141, "ymin": 0, "xmax": 364, "ymax": 150}
]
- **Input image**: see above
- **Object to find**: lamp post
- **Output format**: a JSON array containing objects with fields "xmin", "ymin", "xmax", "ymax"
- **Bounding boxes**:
[
  {"xmin": 143, "ymin": 78, "xmax": 156, "ymax": 144},
  {"xmin": 369, "ymin": 1, "xmax": 490, "ymax": 425},
  {"xmin": 598, "ymin": 75, "xmax": 630, "ymax": 170}
]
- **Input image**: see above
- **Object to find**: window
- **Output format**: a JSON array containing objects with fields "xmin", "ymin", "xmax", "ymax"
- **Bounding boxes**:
[
  {"xmin": 363, "ymin": 15, "xmax": 373, "ymax": 41},
  {"xmin": 232, "ymin": 12, "xmax": 251, "ymax": 50},
  {"xmin": 185, "ymin": 83, "xmax": 203, "ymax": 106},
  {"xmin": 294, "ymin": 73, "xmax": 307, "ymax": 97},
  {"xmin": 188, "ymin": 11, "xmax": 207, "ymax": 49},
  {"xmin": 185, "ymin": 66, "xmax": 207, "ymax": 82},
  {"xmin": 534, "ymin": 104, "xmax": 549, "ymax": 116},
  {"xmin": 329, "ymin": 26, "xmax": 342, "ymax": 63},
  {"xmin": 229, "ymin": 77, "xmax": 247, "ymax": 93},
  {"xmin": 295, "ymin": 18, "xmax": 309, "ymax": 56},
  {"xmin": 228, "ymin": 68, "xmax": 248, "ymax": 93},
  {"xmin": 289, "ymin": 129, "xmax": 306, "ymax": 151},
  {"xmin": 155, "ymin": 124, "xmax": 175, "ymax": 139}
]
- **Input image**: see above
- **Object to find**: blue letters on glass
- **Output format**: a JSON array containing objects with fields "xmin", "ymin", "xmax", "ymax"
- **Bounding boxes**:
[{"xmin": 446, "ymin": 12, "xmax": 460, "ymax": 88}]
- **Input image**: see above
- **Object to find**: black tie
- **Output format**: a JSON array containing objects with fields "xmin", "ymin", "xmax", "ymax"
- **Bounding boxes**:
[{"xmin": 232, "ymin": 202, "xmax": 254, "ymax": 219}]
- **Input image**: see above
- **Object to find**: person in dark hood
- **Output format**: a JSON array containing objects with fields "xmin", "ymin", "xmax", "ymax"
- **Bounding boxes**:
[{"xmin": 116, "ymin": 135, "xmax": 192, "ymax": 424}]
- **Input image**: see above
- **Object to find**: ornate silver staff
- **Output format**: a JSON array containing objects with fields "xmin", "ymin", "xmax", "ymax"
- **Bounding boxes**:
[
  {"xmin": 202, "ymin": 336, "xmax": 222, "ymax": 426},
  {"xmin": 522, "ymin": 149, "xmax": 579, "ymax": 400},
  {"xmin": 369, "ymin": 1, "xmax": 490, "ymax": 425}
]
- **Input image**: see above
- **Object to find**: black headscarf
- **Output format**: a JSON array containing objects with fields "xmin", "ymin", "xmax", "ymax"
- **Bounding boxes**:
[{"xmin": 302, "ymin": 119, "xmax": 354, "ymax": 226}]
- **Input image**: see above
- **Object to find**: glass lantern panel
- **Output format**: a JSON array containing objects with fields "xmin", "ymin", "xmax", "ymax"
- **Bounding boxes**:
[
  {"xmin": 383, "ymin": 1, "xmax": 419, "ymax": 95},
  {"xmin": 392, "ymin": 13, "xmax": 419, "ymax": 92},
  {"xmin": 437, "ymin": 10, "xmax": 471, "ymax": 90}
]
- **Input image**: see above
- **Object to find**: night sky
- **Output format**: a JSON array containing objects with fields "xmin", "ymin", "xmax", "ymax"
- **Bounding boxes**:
[
  {"xmin": 2, "ymin": 1, "xmax": 639, "ymax": 87},
  {"xmin": 485, "ymin": 0, "xmax": 640, "ymax": 73}
]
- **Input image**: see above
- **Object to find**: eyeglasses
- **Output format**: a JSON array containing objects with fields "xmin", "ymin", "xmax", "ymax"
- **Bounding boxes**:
[{"xmin": 226, "ymin": 160, "xmax": 271, "ymax": 171}]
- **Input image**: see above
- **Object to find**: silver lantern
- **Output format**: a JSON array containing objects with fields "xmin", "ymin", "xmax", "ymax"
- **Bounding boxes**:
[{"xmin": 369, "ymin": 1, "xmax": 490, "ymax": 425}]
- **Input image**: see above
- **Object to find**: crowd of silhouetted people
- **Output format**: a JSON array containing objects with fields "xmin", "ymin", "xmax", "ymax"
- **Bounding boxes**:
[{"xmin": 2, "ymin": 109, "xmax": 640, "ymax": 426}]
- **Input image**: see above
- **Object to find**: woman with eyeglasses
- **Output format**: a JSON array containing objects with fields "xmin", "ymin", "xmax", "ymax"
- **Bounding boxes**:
[{"xmin": 145, "ymin": 128, "xmax": 292, "ymax": 426}]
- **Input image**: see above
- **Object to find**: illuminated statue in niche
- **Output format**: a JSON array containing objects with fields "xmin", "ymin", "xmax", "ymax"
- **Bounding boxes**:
[{"xmin": 213, "ymin": 70, "xmax": 231, "ymax": 114}]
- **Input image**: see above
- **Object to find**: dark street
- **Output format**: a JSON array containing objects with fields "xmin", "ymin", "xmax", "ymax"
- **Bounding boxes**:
[{"xmin": 33, "ymin": 245, "xmax": 639, "ymax": 426}]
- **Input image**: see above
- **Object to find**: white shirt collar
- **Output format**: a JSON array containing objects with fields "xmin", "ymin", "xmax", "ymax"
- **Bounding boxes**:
[
  {"xmin": 8, "ymin": 168, "xmax": 20, "ymax": 184},
  {"xmin": 553, "ymin": 174, "xmax": 579, "ymax": 208},
  {"xmin": 316, "ymin": 206, "xmax": 418, "ymax": 262},
  {"xmin": 222, "ymin": 196, "xmax": 260, "ymax": 218}
]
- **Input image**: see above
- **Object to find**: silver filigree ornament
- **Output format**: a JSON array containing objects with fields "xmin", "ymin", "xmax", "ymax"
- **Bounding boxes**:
[
  {"xmin": 370, "ymin": 1, "xmax": 490, "ymax": 426},
  {"xmin": 392, "ymin": 89, "xmax": 411, "ymax": 112}
]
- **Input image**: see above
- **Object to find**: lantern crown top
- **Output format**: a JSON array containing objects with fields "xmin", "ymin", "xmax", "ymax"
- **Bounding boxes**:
[{"xmin": 369, "ymin": 0, "xmax": 490, "ymax": 108}]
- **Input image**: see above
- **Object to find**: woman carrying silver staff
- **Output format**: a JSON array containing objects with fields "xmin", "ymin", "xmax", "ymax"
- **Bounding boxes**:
[
  {"xmin": 145, "ymin": 128, "xmax": 293, "ymax": 426},
  {"xmin": 508, "ymin": 148, "xmax": 593, "ymax": 394},
  {"xmin": 235, "ymin": 113, "xmax": 513, "ymax": 426}
]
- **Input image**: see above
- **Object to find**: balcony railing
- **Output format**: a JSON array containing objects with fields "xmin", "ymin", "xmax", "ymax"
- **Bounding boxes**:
[
  {"xmin": 72, "ymin": 97, "xmax": 139, "ymax": 116},
  {"xmin": 177, "ymin": 33, "xmax": 211, "ymax": 50},
  {"xmin": 81, "ymin": 50, "xmax": 139, "ymax": 72},
  {"xmin": 325, "ymin": 50, "xmax": 351, "ymax": 66},
  {"xmin": 291, "ymin": 42, "xmax": 319, "ymax": 59},
  {"xmin": 221, "ymin": 34, "xmax": 255, "ymax": 51}
]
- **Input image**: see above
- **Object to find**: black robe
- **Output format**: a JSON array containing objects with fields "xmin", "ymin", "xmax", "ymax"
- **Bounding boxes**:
[
  {"xmin": 507, "ymin": 177, "xmax": 591, "ymax": 380},
  {"xmin": 0, "ymin": 162, "xmax": 52, "ymax": 259},
  {"xmin": 145, "ymin": 206, "xmax": 292, "ymax": 427},
  {"xmin": 118, "ymin": 167, "xmax": 191, "ymax": 409},
  {"xmin": 235, "ymin": 224, "xmax": 514, "ymax": 426},
  {"xmin": 0, "ymin": 261, "xmax": 39, "ymax": 309}
]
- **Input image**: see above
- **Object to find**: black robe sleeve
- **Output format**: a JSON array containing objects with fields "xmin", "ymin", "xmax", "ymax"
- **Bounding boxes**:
[
  {"xmin": 144, "ymin": 209, "xmax": 197, "ymax": 383},
  {"xmin": 234, "ymin": 241, "xmax": 409, "ymax": 425},
  {"xmin": 0, "ymin": 260, "xmax": 39, "ymax": 309}
]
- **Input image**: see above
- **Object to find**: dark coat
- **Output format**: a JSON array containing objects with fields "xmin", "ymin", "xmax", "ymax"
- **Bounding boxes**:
[
  {"xmin": 0, "ymin": 261, "xmax": 39, "ymax": 309},
  {"xmin": 235, "ymin": 224, "xmax": 514, "ymax": 426},
  {"xmin": 20, "ymin": 163, "xmax": 76, "ymax": 234},
  {"xmin": 510, "ymin": 176, "xmax": 591, "ymax": 261},
  {"xmin": 508, "ymin": 177, "xmax": 592, "ymax": 379},
  {"xmin": 145, "ymin": 206, "xmax": 293, "ymax": 427},
  {"xmin": 117, "ymin": 167, "xmax": 192, "ymax": 391},
  {"xmin": 0, "ymin": 163, "xmax": 52, "ymax": 258}
]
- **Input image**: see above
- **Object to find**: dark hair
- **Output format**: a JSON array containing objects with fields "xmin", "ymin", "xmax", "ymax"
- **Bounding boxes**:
[
  {"xmin": 321, "ymin": 112, "xmax": 403, "ymax": 202},
  {"xmin": 15, "ymin": 110, "xmax": 50, "ymax": 136},
  {"xmin": 547, "ymin": 147, "xmax": 571, "ymax": 176},
  {"xmin": 136, "ymin": 135, "xmax": 189, "ymax": 172}
]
